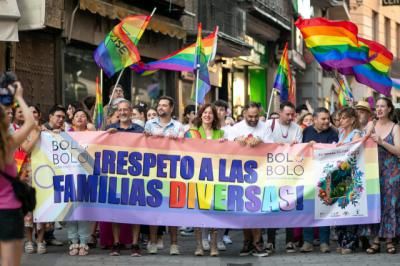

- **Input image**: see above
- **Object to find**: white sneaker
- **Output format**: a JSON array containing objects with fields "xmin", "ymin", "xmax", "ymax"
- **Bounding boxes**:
[
  {"xmin": 156, "ymin": 238, "xmax": 164, "ymax": 250},
  {"xmin": 202, "ymin": 239, "xmax": 210, "ymax": 251},
  {"xmin": 320, "ymin": 243, "xmax": 330, "ymax": 253},
  {"xmin": 37, "ymin": 242, "xmax": 47, "ymax": 254},
  {"xmin": 170, "ymin": 244, "xmax": 180, "ymax": 255},
  {"xmin": 217, "ymin": 241, "xmax": 226, "ymax": 251},
  {"xmin": 24, "ymin": 241, "xmax": 35, "ymax": 254},
  {"xmin": 223, "ymin": 235, "xmax": 233, "ymax": 244},
  {"xmin": 300, "ymin": 241, "xmax": 313, "ymax": 253},
  {"xmin": 147, "ymin": 243, "xmax": 158, "ymax": 254}
]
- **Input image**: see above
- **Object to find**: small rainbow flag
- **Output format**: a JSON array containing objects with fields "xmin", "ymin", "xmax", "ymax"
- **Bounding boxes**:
[
  {"xmin": 338, "ymin": 38, "xmax": 393, "ymax": 96},
  {"xmin": 94, "ymin": 14, "xmax": 153, "ymax": 77},
  {"xmin": 184, "ymin": 129, "xmax": 202, "ymax": 139},
  {"xmin": 192, "ymin": 23, "xmax": 211, "ymax": 104},
  {"xmin": 93, "ymin": 76, "xmax": 104, "ymax": 130},
  {"xmin": 337, "ymin": 75, "xmax": 353, "ymax": 106},
  {"xmin": 273, "ymin": 42, "xmax": 294, "ymax": 102},
  {"xmin": 295, "ymin": 17, "xmax": 371, "ymax": 70},
  {"xmin": 131, "ymin": 27, "xmax": 218, "ymax": 74},
  {"xmin": 392, "ymin": 77, "xmax": 400, "ymax": 90}
]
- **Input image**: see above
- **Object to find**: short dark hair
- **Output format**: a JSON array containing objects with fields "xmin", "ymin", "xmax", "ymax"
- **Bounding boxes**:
[
  {"xmin": 133, "ymin": 103, "xmax": 146, "ymax": 114},
  {"xmin": 157, "ymin": 96, "xmax": 175, "ymax": 108},
  {"xmin": 213, "ymin": 100, "xmax": 228, "ymax": 111},
  {"xmin": 193, "ymin": 104, "xmax": 220, "ymax": 130},
  {"xmin": 244, "ymin": 102, "xmax": 261, "ymax": 111},
  {"xmin": 313, "ymin": 107, "xmax": 330, "ymax": 117},
  {"xmin": 280, "ymin": 101, "xmax": 295, "ymax": 111},
  {"xmin": 72, "ymin": 108, "xmax": 92, "ymax": 124},
  {"xmin": 48, "ymin": 104, "xmax": 66, "ymax": 116},
  {"xmin": 183, "ymin": 105, "xmax": 195, "ymax": 116}
]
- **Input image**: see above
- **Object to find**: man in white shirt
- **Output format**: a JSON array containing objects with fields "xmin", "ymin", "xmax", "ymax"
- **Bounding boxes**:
[
  {"xmin": 264, "ymin": 101, "xmax": 302, "ymax": 254},
  {"xmin": 227, "ymin": 102, "xmax": 268, "ymax": 257},
  {"xmin": 265, "ymin": 101, "xmax": 302, "ymax": 144}
]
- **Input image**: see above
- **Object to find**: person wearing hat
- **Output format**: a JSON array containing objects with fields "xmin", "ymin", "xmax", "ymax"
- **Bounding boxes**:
[{"xmin": 355, "ymin": 100, "xmax": 372, "ymax": 133}]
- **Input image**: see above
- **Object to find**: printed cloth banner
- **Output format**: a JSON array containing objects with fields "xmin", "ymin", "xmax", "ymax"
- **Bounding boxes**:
[{"xmin": 31, "ymin": 132, "xmax": 380, "ymax": 228}]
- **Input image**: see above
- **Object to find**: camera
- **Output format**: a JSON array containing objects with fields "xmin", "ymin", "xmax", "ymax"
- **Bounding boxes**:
[{"xmin": 0, "ymin": 71, "xmax": 17, "ymax": 106}]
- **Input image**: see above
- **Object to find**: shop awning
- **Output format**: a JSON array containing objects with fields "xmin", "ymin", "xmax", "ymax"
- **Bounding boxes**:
[
  {"xmin": 0, "ymin": 0, "xmax": 20, "ymax": 42},
  {"xmin": 79, "ymin": 0, "xmax": 186, "ymax": 39}
]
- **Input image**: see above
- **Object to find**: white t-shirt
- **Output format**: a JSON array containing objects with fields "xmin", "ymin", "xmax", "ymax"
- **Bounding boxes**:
[
  {"xmin": 226, "ymin": 120, "xmax": 270, "ymax": 143},
  {"xmin": 265, "ymin": 119, "xmax": 302, "ymax": 144}
]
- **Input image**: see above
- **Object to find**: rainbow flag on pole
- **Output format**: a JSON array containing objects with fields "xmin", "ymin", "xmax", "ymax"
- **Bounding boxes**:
[
  {"xmin": 93, "ymin": 76, "xmax": 104, "ymax": 130},
  {"xmin": 131, "ymin": 27, "xmax": 218, "ymax": 75},
  {"xmin": 94, "ymin": 14, "xmax": 153, "ymax": 77},
  {"xmin": 295, "ymin": 17, "xmax": 371, "ymax": 70},
  {"xmin": 191, "ymin": 23, "xmax": 211, "ymax": 104},
  {"xmin": 273, "ymin": 42, "xmax": 294, "ymax": 102},
  {"xmin": 338, "ymin": 38, "xmax": 393, "ymax": 96}
]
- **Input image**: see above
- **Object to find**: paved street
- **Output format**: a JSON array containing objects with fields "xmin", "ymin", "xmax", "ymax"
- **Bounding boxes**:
[{"xmin": 21, "ymin": 229, "xmax": 400, "ymax": 266}]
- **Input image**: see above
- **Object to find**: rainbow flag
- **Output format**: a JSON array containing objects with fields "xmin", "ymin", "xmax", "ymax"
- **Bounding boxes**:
[
  {"xmin": 94, "ymin": 14, "xmax": 152, "ymax": 77},
  {"xmin": 273, "ymin": 42, "xmax": 293, "ymax": 102},
  {"xmin": 191, "ymin": 23, "xmax": 211, "ymax": 104},
  {"xmin": 338, "ymin": 75, "xmax": 353, "ymax": 105},
  {"xmin": 131, "ymin": 27, "xmax": 218, "ymax": 74},
  {"xmin": 338, "ymin": 38, "xmax": 393, "ymax": 96},
  {"xmin": 93, "ymin": 76, "xmax": 104, "ymax": 130},
  {"xmin": 392, "ymin": 77, "xmax": 400, "ymax": 90},
  {"xmin": 295, "ymin": 17, "xmax": 371, "ymax": 70}
]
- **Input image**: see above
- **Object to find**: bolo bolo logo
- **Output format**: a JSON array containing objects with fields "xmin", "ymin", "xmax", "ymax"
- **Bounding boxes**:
[{"xmin": 51, "ymin": 139, "xmax": 90, "ymax": 166}]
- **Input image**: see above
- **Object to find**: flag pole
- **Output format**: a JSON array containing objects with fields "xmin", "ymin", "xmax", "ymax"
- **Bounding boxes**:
[
  {"xmin": 266, "ymin": 88, "xmax": 275, "ymax": 119},
  {"xmin": 100, "ymin": 68, "xmax": 104, "ymax": 129},
  {"xmin": 195, "ymin": 64, "xmax": 200, "ymax": 113},
  {"xmin": 340, "ymin": 73, "xmax": 354, "ymax": 106},
  {"xmin": 107, "ymin": 68, "xmax": 125, "ymax": 107}
]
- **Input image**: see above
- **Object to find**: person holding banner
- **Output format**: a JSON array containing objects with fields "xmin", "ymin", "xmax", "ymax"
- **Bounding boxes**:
[
  {"xmin": 106, "ymin": 99, "xmax": 144, "ymax": 256},
  {"xmin": 299, "ymin": 108, "xmax": 339, "ymax": 253},
  {"xmin": 0, "ymin": 81, "xmax": 35, "ymax": 266},
  {"xmin": 66, "ymin": 109, "xmax": 94, "ymax": 256},
  {"xmin": 144, "ymin": 96, "xmax": 184, "ymax": 255},
  {"xmin": 184, "ymin": 103, "xmax": 224, "ymax": 256},
  {"xmin": 227, "ymin": 102, "xmax": 269, "ymax": 257},
  {"xmin": 364, "ymin": 97, "xmax": 400, "ymax": 255},
  {"xmin": 265, "ymin": 101, "xmax": 302, "ymax": 254}
]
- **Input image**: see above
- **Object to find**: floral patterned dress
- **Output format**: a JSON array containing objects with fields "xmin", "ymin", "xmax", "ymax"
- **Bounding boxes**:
[{"xmin": 372, "ymin": 125, "xmax": 400, "ymax": 238}]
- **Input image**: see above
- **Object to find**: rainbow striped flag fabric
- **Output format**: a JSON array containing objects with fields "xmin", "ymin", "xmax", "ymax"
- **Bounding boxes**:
[
  {"xmin": 273, "ymin": 42, "xmax": 294, "ymax": 102},
  {"xmin": 93, "ymin": 76, "xmax": 104, "ymax": 130},
  {"xmin": 338, "ymin": 38, "xmax": 393, "ymax": 96},
  {"xmin": 131, "ymin": 27, "xmax": 218, "ymax": 74},
  {"xmin": 295, "ymin": 17, "xmax": 371, "ymax": 70},
  {"xmin": 94, "ymin": 15, "xmax": 152, "ymax": 77},
  {"xmin": 191, "ymin": 23, "xmax": 211, "ymax": 104}
]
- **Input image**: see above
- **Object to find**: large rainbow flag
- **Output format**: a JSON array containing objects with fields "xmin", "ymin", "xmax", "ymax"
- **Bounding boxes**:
[
  {"xmin": 131, "ymin": 26, "xmax": 218, "ymax": 74},
  {"xmin": 295, "ymin": 17, "xmax": 371, "ymax": 70},
  {"xmin": 94, "ymin": 14, "xmax": 152, "ymax": 77},
  {"xmin": 273, "ymin": 42, "xmax": 294, "ymax": 102},
  {"xmin": 338, "ymin": 38, "xmax": 393, "ymax": 96}
]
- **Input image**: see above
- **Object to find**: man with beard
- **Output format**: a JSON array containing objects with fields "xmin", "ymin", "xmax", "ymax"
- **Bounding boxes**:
[
  {"xmin": 227, "ymin": 102, "xmax": 269, "ymax": 257},
  {"xmin": 354, "ymin": 101, "xmax": 372, "ymax": 134},
  {"xmin": 299, "ymin": 107, "xmax": 338, "ymax": 253},
  {"xmin": 106, "ymin": 99, "xmax": 144, "ymax": 256},
  {"xmin": 264, "ymin": 101, "xmax": 302, "ymax": 254},
  {"xmin": 144, "ymin": 96, "xmax": 184, "ymax": 255}
]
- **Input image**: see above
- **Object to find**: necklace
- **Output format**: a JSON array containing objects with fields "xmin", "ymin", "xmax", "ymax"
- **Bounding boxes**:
[{"xmin": 279, "ymin": 121, "xmax": 290, "ymax": 138}]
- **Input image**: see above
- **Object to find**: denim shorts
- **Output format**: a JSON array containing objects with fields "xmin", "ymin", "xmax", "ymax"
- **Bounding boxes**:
[{"xmin": 0, "ymin": 209, "xmax": 24, "ymax": 241}]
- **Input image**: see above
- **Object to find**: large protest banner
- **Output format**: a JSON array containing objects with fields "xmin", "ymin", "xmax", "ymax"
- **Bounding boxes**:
[{"xmin": 31, "ymin": 132, "xmax": 380, "ymax": 228}]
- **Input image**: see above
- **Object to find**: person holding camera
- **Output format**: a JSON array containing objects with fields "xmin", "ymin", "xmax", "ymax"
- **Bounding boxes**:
[{"xmin": 0, "ymin": 80, "xmax": 35, "ymax": 266}]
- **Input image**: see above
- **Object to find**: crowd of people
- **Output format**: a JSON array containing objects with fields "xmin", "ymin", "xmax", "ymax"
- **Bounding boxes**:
[{"xmin": 1, "ymin": 80, "xmax": 400, "ymax": 265}]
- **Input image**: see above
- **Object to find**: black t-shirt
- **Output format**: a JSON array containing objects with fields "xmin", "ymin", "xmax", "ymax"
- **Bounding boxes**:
[{"xmin": 302, "ymin": 126, "xmax": 338, "ymax": 144}]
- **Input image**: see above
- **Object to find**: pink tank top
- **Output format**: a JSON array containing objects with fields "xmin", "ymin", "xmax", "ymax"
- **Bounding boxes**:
[{"xmin": 0, "ymin": 163, "xmax": 22, "ymax": 209}]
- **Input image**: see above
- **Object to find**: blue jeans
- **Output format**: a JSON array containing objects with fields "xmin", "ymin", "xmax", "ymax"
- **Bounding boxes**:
[
  {"xmin": 303, "ymin": 227, "xmax": 330, "ymax": 244},
  {"xmin": 67, "ymin": 221, "xmax": 92, "ymax": 244}
]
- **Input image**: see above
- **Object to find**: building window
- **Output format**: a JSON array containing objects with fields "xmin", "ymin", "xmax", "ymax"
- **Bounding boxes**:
[
  {"xmin": 372, "ymin": 11, "xmax": 378, "ymax": 41},
  {"xmin": 385, "ymin": 17, "xmax": 391, "ymax": 50},
  {"xmin": 397, "ymin": 23, "xmax": 400, "ymax": 58}
]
